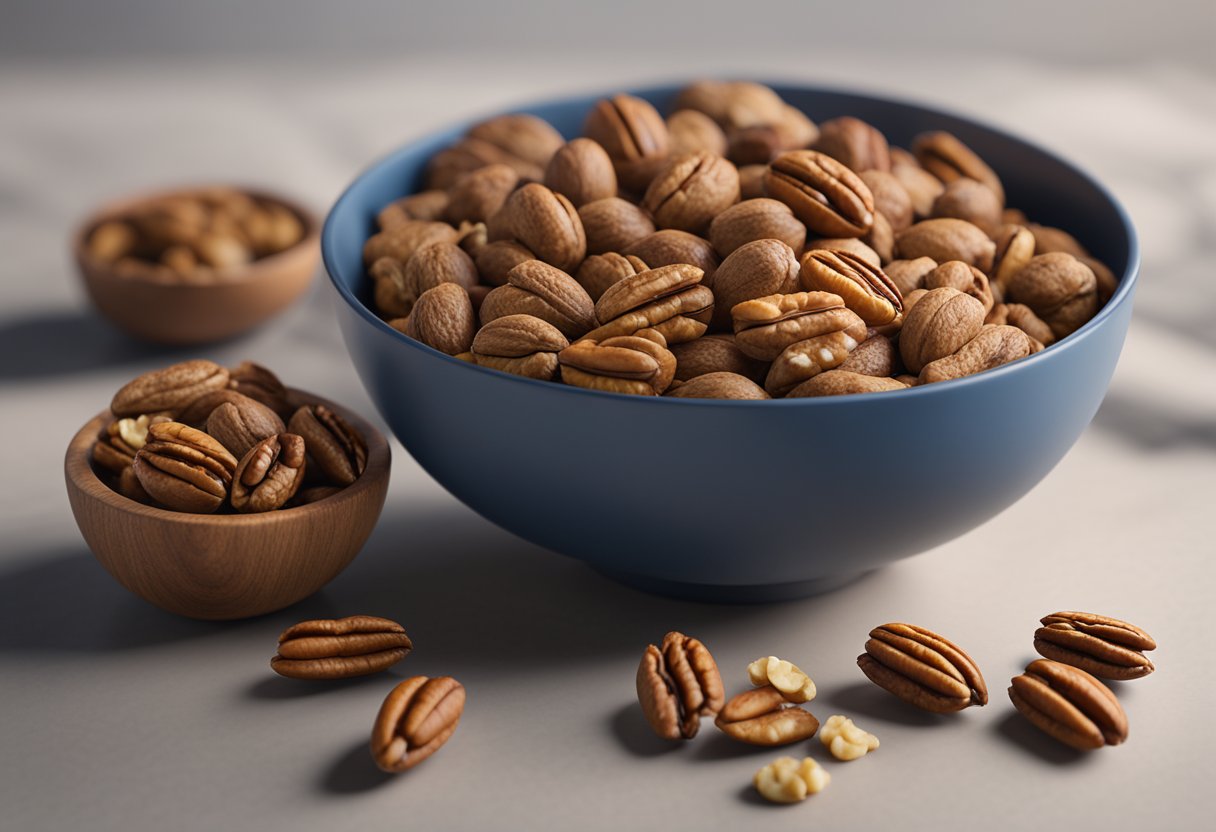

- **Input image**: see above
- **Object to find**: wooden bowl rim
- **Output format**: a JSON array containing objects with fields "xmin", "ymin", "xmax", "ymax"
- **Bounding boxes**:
[
  {"xmin": 71, "ymin": 184, "xmax": 321, "ymax": 287},
  {"xmin": 65, "ymin": 387, "xmax": 391, "ymax": 529}
]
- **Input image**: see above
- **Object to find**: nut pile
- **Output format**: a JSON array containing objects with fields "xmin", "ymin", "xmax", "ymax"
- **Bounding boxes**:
[
  {"xmin": 91, "ymin": 359, "xmax": 367, "ymax": 513},
  {"xmin": 269, "ymin": 615, "xmax": 466, "ymax": 773},
  {"xmin": 366, "ymin": 80, "xmax": 1118, "ymax": 399},
  {"xmin": 633, "ymin": 610, "xmax": 1155, "ymax": 806},
  {"xmin": 85, "ymin": 187, "xmax": 305, "ymax": 282}
]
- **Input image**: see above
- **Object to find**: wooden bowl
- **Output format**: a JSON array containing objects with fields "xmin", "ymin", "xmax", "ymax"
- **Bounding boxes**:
[
  {"xmin": 64, "ymin": 391, "xmax": 390, "ymax": 620},
  {"xmin": 72, "ymin": 186, "xmax": 320, "ymax": 345}
]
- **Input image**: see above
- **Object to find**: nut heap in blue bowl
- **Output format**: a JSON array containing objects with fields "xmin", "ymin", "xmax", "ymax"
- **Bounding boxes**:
[{"xmin": 324, "ymin": 80, "xmax": 1137, "ymax": 601}]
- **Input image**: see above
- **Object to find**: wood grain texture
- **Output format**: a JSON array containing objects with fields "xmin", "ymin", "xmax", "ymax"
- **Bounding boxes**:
[
  {"xmin": 72, "ymin": 186, "xmax": 320, "ymax": 345},
  {"xmin": 64, "ymin": 390, "xmax": 390, "ymax": 620}
]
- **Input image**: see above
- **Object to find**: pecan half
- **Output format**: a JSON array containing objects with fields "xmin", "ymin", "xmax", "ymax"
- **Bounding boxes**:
[
  {"xmin": 636, "ymin": 631, "xmax": 724, "ymax": 740},
  {"xmin": 230, "ymin": 433, "xmax": 306, "ymax": 513},
  {"xmin": 371, "ymin": 676, "xmax": 465, "ymax": 772},
  {"xmin": 1008, "ymin": 659, "xmax": 1128, "ymax": 750},
  {"xmin": 132, "ymin": 422, "xmax": 238, "ymax": 513},
  {"xmin": 471, "ymin": 314, "xmax": 569, "ymax": 381},
  {"xmin": 714, "ymin": 685, "xmax": 820, "ymax": 746},
  {"xmin": 799, "ymin": 249, "xmax": 903, "ymax": 327},
  {"xmin": 586, "ymin": 263, "xmax": 713, "ymax": 345},
  {"xmin": 764, "ymin": 150, "xmax": 875, "ymax": 238},
  {"xmin": 1034, "ymin": 611, "xmax": 1157, "ymax": 680},
  {"xmin": 287, "ymin": 404, "xmax": 367, "ymax": 486},
  {"xmin": 559, "ymin": 335, "xmax": 677, "ymax": 396},
  {"xmin": 272, "ymin": 615, "xmax": 413, "ymax": 680},
  {"xmin": 641, "ymin": 151, "xmax": 740, "ymax": 236},
  {"xmin": 857, "ymin": 622, "xmax": 988, "ymax": 712}
]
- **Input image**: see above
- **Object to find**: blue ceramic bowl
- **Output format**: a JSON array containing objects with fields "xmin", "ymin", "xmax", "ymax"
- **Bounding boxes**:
[{"xmin": 323, "ymin": 82, "xmax": 1138, "ymax": 602}]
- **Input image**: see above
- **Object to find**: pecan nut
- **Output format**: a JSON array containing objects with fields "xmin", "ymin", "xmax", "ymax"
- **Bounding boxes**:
[
  {"xmin": 582, "ymin": 94, "xmax": 670, "ymax": 193},
  {"xmin": 575, "ymin": 253, "xmax": 649, "ymax": 302},
  {"xmin": 624, "ymin": 230, "xmax": 720, "ymax": 285},
  {"xmin": 640, "ymin": 151, "xmax": 740, "ymax": 235},
  {"xmin": 711, "ymin": 239, "xmax": 801, "ymax": 331},
  {"xmin": 667, "ymin": 372, "xmax": 769, "ymax": 400},
  {"xmin": 811, "ymin": 116, "xmax": 890, "ymax": 173},
  {"xmin": 1005, "ymin": 252, "xmax": 1098, "ymax": 339},
  {"xmin": 228, "ymin": 360, "xmax": 293, "ymax": 420},
  {"xmin": 578, "ymin": 197, "xmax": 655, "ymax": 256},
  {"xmin": 670, "ymin": 333, "xmax": 767, "ymax": 385},
  {"xmin": 857, "ymin": 622, "xmax": 988, "ymax": 712},
  {"xmin": 764, "ymin": 150, "xmax": 875, "ymax": 238},
  {"xmin": 362, "ymin": 219, "xmax": 458, "ymax": 267},
  {"xmin": 205, "ymin": 397, "xmax": 286, "ymax": 460},
  {"xmin": 402, "ymin": 283, "xmax": 477, "ymax": 356},
  {"xmin": 636, "ymin": 631, "xmax": 724, "ymax": 740},
  {"xmin": 543, "ymin": 138, "xmax": 618, "ymax": 208},
  {"xmin": 1008, "ymin": 659, "xmax": 1128, "ymax": 751},
  {"xmin": 912, "ymin": 131, "xmax": 1005, "ymax": 205},
  {"xmin": 731, "ymin": 291, "xmax": 854, "ymax": 361},
  {"xmin": 747, "ymin": 656, "xmax": 816, "ymax": 703},
  {"xmin": 559, "ymin": 335, "xmax": 677, "ymax": 396},
  {"xmin": 754, "ymin": 757, "xmax": 830, "ymax": 803},
  {"xmin": 92, "ymin": 413, "xmax": 171, "ymax": 473},
  {"xmin": 923, "ymin": 260, "xmax": 994, "ymax": 316},
  {"xmin": 586, "ymin": 263, "xmax": 713, "ymax": 345},
  {"xmin": 271, "ymin": 615, "xmax": 413, "ymax": 680},
  {"xmin": 230, "ymin": 433, "xmax": 306, "ymax": 513},
  {"xmin": 708, "ymin": 197, "xmax": 807, "ymax": 259},
  {"xmin": 493, "ymin": 183, "xmax": 586, "ymax": 272},
  {"xmin": 1033, "ymin": 611, "xmax": 1157, "ymax": 680},
  {"xmin": 110, "ymin": 359, "xmax": 230, "ymax": 418},
  {"xmin": 895, "ymin": 218, "xmax": 996, "ymax": 273},
  {"xmin": 714, "ymin": 685, "xmax": 820, "ymax": 746},
  {"xmin": 480, "ymin": 260, "xmax": 597, "ymax": 340},
  {"xmin": 471, "ymin": 314, "xmax": 569, "ymax": 381},
  {"xmin": 287, "ymin": 404, "xmax": 367, "ymax": 486},
  {"xmin": 132, "ymin": 422, "xmax": 238, "ymax": 513},
  {"xmin": 898, "ymin": 287, "xmax": 986, "ymax": 374},
  {"xmin": 371, "ymin": 676, "xmax": 465, "ymax": 772},
  {"xmin": 799, "ymin": 249, "xmax": 903, "ymax": 327},
  {"xmin": 787, "ymin": 370, "xmax": 907, "ymax": 398},
  {"xmin": 919, "ymin": 324, "xmax": 1031, "ymax": 385}
]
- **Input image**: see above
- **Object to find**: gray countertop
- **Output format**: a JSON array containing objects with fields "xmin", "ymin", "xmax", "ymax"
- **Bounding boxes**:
[{"xmin": 1, "ymin": 52, "xmax": 1213, "ymax": 831}]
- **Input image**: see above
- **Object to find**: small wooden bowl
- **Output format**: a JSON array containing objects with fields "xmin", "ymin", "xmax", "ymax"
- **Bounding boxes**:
[
  {"xmin": 64, "ymin": 391, "xmax": 390, "ymax": 620},
  {"xmin": 72, "ymin": 186, "xmax": 320, "ymax": 345}
]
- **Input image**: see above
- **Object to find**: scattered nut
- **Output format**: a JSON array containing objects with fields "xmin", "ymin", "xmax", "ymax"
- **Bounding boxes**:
[
  {"xmin": 819, "ymin": 714, "xmax": 880, "ymax": 760},
  {"xmin": 754, "ymin": 756, "xmax": 830, "ymax": 804}
]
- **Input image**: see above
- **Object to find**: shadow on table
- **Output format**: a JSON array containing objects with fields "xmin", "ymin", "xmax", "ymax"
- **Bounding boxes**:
[
  {"xmin": 0, "ymin": 547, "xmax": 226, "ymax": 652},
  {"xmin": 0, "ymin": 309, "xmax": 193, "ymax": 381},
  {"xmin": 821, "ymin": 681, "xmax": 947, "ymax": 728},
  {"xmin": 290, "ymin": 503, "xmax": 881, "ymax": 673},
  {"xmin": 992, "ymin": 711, "xmax": 1094, "ymax": 766},
  {"xmin": 321, "ymin": 739, "xmax": 396, "ymax": 795},
  {"xmin": 1090, "ymin": 390, "xmax": 1216, "ymax": 453}
]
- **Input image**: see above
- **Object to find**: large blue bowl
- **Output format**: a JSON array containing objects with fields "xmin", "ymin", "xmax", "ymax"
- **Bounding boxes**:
[{"xmin": 323, "ymin": 82, "xmax": 1138, "ymax": 602}]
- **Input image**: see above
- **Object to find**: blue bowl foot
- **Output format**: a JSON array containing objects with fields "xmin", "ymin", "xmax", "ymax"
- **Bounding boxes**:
[{"xmin": 590, "ymin": 566, "xmax": 874, "ymax": 604}]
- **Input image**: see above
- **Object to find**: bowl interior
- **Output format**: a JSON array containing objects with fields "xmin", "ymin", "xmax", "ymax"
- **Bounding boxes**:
[{"xmin": 323, "ymin": 82, "xmax": 1137, "ymax": 381}]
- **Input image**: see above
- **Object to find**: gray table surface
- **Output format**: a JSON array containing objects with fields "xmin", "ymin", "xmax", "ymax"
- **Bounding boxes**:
[{"xmin": 1, "ymin": 52, "xmax": 1213, "ymax": 831}]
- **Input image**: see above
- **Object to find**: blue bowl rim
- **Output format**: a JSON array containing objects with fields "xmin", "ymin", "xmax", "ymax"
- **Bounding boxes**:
[{"xmin": 323, "ymin": 80, "xmax": 1140, "ymax": 408}]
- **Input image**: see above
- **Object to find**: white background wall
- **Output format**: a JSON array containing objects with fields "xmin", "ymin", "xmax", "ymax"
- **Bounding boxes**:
[{"xmin": 4, "ymin": 0, "xmax": 1214, "ymax": 71}]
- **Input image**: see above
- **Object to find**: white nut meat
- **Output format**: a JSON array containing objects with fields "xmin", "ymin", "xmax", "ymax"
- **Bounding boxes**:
[
  {"xmin": 754, "ymin": 756, "xmax": 831, "ymax": 804},
  {"xmin": 819, "ymin": 714, "xmax": 879, "ymax": 761},
  {"xmin": 747, "ymin": 656, "xmax": 816, "ymax": 703}
]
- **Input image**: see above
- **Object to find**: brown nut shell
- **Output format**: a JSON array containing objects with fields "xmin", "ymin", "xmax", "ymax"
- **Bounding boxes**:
[{"xmin": 636, "ymin": 631, "xmax": 724, "ymax": 740}]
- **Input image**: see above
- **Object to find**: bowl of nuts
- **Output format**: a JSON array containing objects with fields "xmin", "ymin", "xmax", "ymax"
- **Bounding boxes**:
[
  {"xmin": 73, "ymin": 186, "xmax": 319, "ymax": 344},
  {"xmin": 64, "ymin": 360, "xmax": 391, "ymax": 620},
  {"xmin": 322, "ymin": 81, "xmax": 1137, "ymax": 601}
]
